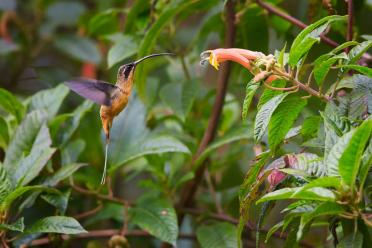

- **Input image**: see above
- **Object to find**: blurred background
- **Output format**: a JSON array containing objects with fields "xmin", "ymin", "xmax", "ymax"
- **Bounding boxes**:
[{"xmin": 0, "ymin": 0, "xmax": 371, "ymax": 247}]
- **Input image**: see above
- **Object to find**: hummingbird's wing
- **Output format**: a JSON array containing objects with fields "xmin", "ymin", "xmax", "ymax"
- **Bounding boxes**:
[{"xmin": 65, "ymin": 78, "xmax": 118, "ymax": 106}]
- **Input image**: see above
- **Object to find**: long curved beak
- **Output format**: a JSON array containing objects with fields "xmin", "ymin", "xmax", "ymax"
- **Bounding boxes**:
[{"xmin": 133, "ymin": 53, "xmax": 175, "ymax": 65}]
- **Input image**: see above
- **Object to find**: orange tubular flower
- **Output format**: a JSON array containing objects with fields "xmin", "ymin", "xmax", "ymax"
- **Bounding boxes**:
[{"xmin": 201, "ymin": 48, "xmax": 277, "ymax": 83}]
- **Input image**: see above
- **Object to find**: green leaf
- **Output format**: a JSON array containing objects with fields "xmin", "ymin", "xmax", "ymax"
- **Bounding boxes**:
[
  {"xmin": 26, "ymin": 216, "xmax": 87, "ymax": 234},
  {"xmin": 136, "ymin": 0, "xmax": 207, "ymax": 99},
  {"xmin": 286, "ymin": 153, "xmax": 326, "ymax": 177},
  {"xmin": 327, "ymin": 129, "xmax": 355, "ymax": 177},
  {"xmin": 0, "ymin": 186, "xmax": 57, "ymax": 211},
  {"xmin": 88, "ymin": 9, "xmax": 120, "ymax": 36},
  {"xmin": 0, "ymin": 116, "xmax": 9, "ymax": 149},
  {"xmin": 338, "ymin": 119, "xmax": 372, "ymax": 186},
  {"xmin": 265, "ymin": 220, "xmax": 284, "ymax": 243},
  {"xmin": 289, "ymin": 15, "xmax": 346, "ymax": 66},
  {"xmin": 301, "ymin": 116, "xmax": 321, "ymax": 141},
  {"xmin": 129, "ymin": 197, "xmax": 178, "ymax": 245},
  {"xmin": 257, "ymin": 79, "xmax": 287, "ymax": 109},
  {"xmin": 61, "ymin": 139, "xmax": 85, "ymax": 165},
  {"xmin": 348, "ymin": 75, "xmax": 371, "ymax": 120},
  {"xmin": 254, "ymin": 93, "xmax": 289, "ymax": 142},
  {"xmin": 196, "ymin": 222, "xmax": 238, "ymax": 248},
  {"xmin": 28, "ymin": 84, "xmax": 69, "ymax": 118},
  {"xmin": 242, "ymin": 80, "xmax": 260, "ymax": 120},
  {"xmin": 314, "ymin": 53, "xmax": 348, "ymax": 86},
  {"xmin": 0, "ymin": 165, "xmax": 12, "ymax": 202},
  {"xmin": 43, "ymin": 163, "xmax": 87, "ymax": 187},
  {"xmin": 53, "ymin": 100, "xmax": 93, "ymax": 147},
  {"xmin": 347, "ymin": 40, "xmax": 372, "ymax": 64},
  {"xmin": 338, "ymin": 65, "xmax": 372, "ymax": 78},
  {"xmin": 0, "ymin": 218, "xmax": 24, "ymax": 232},
  {"xmin": 297, "ymin": 177, "xmax": 341, "ymax": 193},
  {"xmin": 123, "ymin": 0, "xmax": 150, "ymax": 33},
  {"xmin": 12, "ymin": 125, "xmax": 55, "ymax": 187},
  {"xmin": 41, "ymin": 190, "xmax": 71, "ymax": 215},
  {"xmin": 359, "ymin": 141, "xmax": 372, "ymax": 190},
  {"xmin": 331, "ymin": 41, "xmax": 359, "ymax": 54},
  {"xmin": 196, "ymin": 125, "xmax": 252, "ymax": 167},
  {"xmin": 0, "ymin": 88, "xmax": 25, "ymax": 123},
  {"xmin": 297, "ymin": 202, "xmax": 344, "ymax": 240},
  {"xmin": 278, "ymin": 43, "xmax": 287, "ymax": 66},
  {"xmin": 54, "ymin": 35, "xmax": 101, "ymax": 64},
  {"xmin": 107, "ymin": 35, "xmax": 137, "ymax": 68},
  {"xmin": 3, "ymin": 110, "xmax": 47, "ymax": 172},
  {"xmin": 108, "ymin": 96, "xmax": 190, "ymax": 172},
  {"xmin": 268, "ymin": 96, "xmax": 307, "ymax": 149},
  {"xmin": 257, "ymin": 187, "xmax": 335, "ymax": 204}
]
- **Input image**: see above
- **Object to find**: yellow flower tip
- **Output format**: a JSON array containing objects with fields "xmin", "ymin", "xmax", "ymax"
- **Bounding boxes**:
[{"xmin": 209, "ymin": 52, "xmax": 219, "ymax": 70}]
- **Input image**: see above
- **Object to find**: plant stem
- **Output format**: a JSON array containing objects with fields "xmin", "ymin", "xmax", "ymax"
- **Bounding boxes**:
[{"xmin": 346, "ymin": 0, "xmax": 353, "ymax": 53}]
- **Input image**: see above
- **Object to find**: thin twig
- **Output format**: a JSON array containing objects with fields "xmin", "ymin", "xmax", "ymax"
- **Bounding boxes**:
[
  {"xmin": 71, "ymin": 184, "xmax": 128, "ymax": 205},
  {"xmin": 346, "ymin": 0, "xmax": 353, "ymax": 53},
  {"xmin": 25, "ymin": 230, "xmax": 196, "ymax": 247},
  {"xmin": 73, "ymin": 203, "xmax": 103, "ymax": 220}
]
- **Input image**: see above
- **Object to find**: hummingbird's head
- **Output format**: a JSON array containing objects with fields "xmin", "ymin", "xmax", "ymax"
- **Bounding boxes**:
[
  {"xmin": 117, "ymin": 53, "xmax": 175, "ymax": 81},
  {"xmin": 118, "ymin": 63, "xmax": 135, "ymax": 81}
]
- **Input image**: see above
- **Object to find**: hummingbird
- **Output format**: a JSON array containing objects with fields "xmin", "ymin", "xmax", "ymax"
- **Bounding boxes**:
[{"xmin": 65, "ymin": 53, "xmax": 174, "ymax": 184}]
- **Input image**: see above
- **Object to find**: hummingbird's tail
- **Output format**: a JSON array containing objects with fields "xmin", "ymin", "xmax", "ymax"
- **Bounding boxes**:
[{"xmin": 101, "ymin": 133, "xmax": 110, "ymax": 185}]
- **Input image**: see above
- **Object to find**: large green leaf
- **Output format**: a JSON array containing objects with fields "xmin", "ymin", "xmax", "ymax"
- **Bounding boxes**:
[
  {"xmin": 0, "ymin": 165, "xmax": 11, "ymax": 202},
  {"xmin": 313, "ymin": 53, "xmax": 348, "ymax": 86},
  {"xmin": 28, "ymin": 84, "xmax": 69, "ymax": 118},
  {"xmin": 348, "ymin": 75, "xmax": 371, "ymax": 120},
  {"xmin": 257, "ymin": 187, "xmax": 336, "ymax": 204},
  {"xmin": 129, "ymin": 196, "xmax": 178, "ymax": 245},
  {"xmin": 254, "ymin": 93, "xmax": 289, "ymax": 142},
  {"xmin": 196, "ymin": 125, "xmax": 252, "ymax": 167},
  {"xmin": 108, "ymin": 95, "xmax": 190, "ymax": 172},
  {"xmin": 327, "ymin": 129, "xmax": 355, "ymax": 177},
  {"xmin": 268, "ymin": 96, "xmax": 307, "ymax": 149},
  {"xmin": 359, "ymin": 141, "xmax": 372, "ymax": 190},
  {"xmin": 0, "ymin": 186, "xmax": 57, "ymax": 211},
  {"xmin": 43, "ymin": 163, "xmax": 86, "ymax": 187},
  {"xmin": 3, "ymin": 110, "xmax": 47, "ymax": 172},
  {"xmin": 257, "ymin": 79, "xmax": 287, "ymax": 109},
  {"xmin": 288, "ymin": 15, "xmax": 346, "ymax": 66},
  {"xmin": 338, "ymin": 65, "xmax": 372, "ymax": 78},
  {"xmin": 0, "ymin": 218, "xmax": 24, "ymax": 232},
  {"xmin": 107, "ymin": 35, "xmax": 137, "ymax": 68},
  {"xmin": 296, "ymin": 177, "xmax": 341, "ymax": 193},
  {"xmin": 26, "ymin": 216, "xmax": 87, "ymax": 235},
  {"xmin": 338, "ymin": 119, "xmax": 372, "ymax": 186},
  {"xmin": 88, "ymin": 9, "xmax": 120, "ymax": 36},
  {"xmin": 196, "ymin": 222, "xmax": 238, "ymax": 248},
  {"xmin": 297, "ymin": 202, "xmax": 344, "ymax": 240},
  {"xmin": 12, "ymin": 125, "xmax": 55, "ymax": 187},
  {"xmin": 0, "ymin": 116, "xmax": 9, "ymax": 149},
  {"xmin": 53, "ymin": 100, "xmax": 93, "ymax": 147},
  {"xmin": 347, "ymin": 40, "xmax": 372, "ymax": 64},
  {"xmin": 0, "ymin": 88, "xmax": 25, "ymax": 123},
  {"xmin": 54, "ymin": 35, "xmax": 101, "ymax": 64},
  {"xmin": 41, "ymin": 190, "xmax": 71, "ymax": 215},
  {"xmin": 242, "ymin": 80, "xmax": 260, "ymax": 121}
]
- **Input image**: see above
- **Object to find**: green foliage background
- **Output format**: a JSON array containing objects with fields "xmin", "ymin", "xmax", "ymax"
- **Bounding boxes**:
[{"xmin": 0, "ymin": 0, "xmax": 371, "ymax": 247}]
